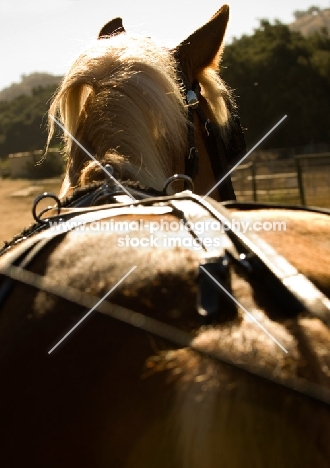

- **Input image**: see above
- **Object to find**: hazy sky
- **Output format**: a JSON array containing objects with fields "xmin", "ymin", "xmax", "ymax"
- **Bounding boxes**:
[{"xmin": 1, "ymin": 0, "xmax": 330, "ymax": 90}]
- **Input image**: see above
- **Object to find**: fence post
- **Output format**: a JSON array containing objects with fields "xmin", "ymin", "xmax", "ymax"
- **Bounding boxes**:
[
  {"xmin": 295, "ymin": 157, "xmax": 306, "ymax": 205},
  {"xmin": 251, "ymin": 162, "xmax": 257, "ymax": 201}
]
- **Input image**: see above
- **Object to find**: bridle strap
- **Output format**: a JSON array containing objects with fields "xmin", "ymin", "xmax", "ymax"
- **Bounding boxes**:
[
  {"xmin": 184, "ymin": 89, "xmax": 199, "ymax": 183},
  {"xmin": 179, "ymin": 70, "xmax": 238, "ymax": 200},
  {"xmin": 192, "ymin": 84, "xmax": 236, "ymax": 200},
  {"xmin": 178, "ymin": 66, "xmax": 238, "ymax": 201}
]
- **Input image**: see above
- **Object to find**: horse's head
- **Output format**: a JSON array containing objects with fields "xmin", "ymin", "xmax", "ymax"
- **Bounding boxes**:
[{"xmin": 48, "ymin": 5, "xmax": 244, "ymax": 200}]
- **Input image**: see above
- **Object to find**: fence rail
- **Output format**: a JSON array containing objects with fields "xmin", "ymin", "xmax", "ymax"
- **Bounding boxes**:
[{"xmin": 232, "ymin": 153, "xmax": 330, "ymax": 208}]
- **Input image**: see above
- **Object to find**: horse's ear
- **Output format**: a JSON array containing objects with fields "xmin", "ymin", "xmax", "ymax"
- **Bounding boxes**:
[
  {"xmin": 98, "ymin": 18, "xmax": 125, "ymax": 39},
  {"xmin": 175, "ymin": 4, "xmax": 229, "ymax": 79}
]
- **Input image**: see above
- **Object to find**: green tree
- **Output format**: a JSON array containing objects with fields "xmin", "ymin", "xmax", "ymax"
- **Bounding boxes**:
[
  {"xmin": 309, "ymin": 28, "xmax": 330, "ymax": 81},
  {"xmin": 0, "ymin": 84, "xmax": 58, "ymax": 158},
  {"xmin": 222, "ymin": 20, "xmax": 330, "ymax": 151}
]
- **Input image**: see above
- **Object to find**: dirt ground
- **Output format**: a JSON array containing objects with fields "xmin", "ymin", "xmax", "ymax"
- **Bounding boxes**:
[{"xmin": 0, "ymin": 178, "xmax": 62, "ymax": 244}]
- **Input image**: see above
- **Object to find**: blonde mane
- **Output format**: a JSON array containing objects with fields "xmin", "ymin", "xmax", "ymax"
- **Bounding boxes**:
[{"xmin": 48, "ymin": 33, "xmax": 233, "ymax": 198}]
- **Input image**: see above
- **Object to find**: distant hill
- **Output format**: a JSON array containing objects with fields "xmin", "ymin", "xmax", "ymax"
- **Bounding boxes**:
[
  {"xmin": 289, "ymin": 6, "xmax": 330, "ymax": 36},
  {"xmin": 0, "ymin": 73, "xmax": 62, "ymax": 101}
]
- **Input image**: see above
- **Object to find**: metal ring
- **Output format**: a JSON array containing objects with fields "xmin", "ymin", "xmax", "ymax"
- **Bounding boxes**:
[
  {"xmin": 104, "ymin": 164, "xmax": 114, "ymax": 176},
  {"xmin": 32, "ymin": 192, "xmax": 62, "ymax": 224},
  {"xmin": 186, "ymin": 90, "xmax": 199, "ymax": 109},
  {"xmin": 162, "ymin": 174, "xmax": 194, "ymax": 195}
]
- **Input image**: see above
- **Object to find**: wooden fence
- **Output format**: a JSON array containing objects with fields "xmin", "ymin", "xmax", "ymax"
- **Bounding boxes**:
[{"xmin": 232, "ymin": 153, "xmax": 330, "ymax": 208}]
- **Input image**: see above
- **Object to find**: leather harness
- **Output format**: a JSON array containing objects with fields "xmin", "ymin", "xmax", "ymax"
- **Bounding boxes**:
[{"xmin": 0, "ymin": 182, "xmax": 330, "ymax": 406}]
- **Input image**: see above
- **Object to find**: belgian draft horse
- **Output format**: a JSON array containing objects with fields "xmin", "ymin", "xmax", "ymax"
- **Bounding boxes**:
[{"xmin": 0, "ymin": 5, "xmax": 330, "ymax": 467}]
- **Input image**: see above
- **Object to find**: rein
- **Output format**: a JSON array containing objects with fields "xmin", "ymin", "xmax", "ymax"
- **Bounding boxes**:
[{"xmin": 0, "ymin": 188, "xmax": 330, "ymax": 407}]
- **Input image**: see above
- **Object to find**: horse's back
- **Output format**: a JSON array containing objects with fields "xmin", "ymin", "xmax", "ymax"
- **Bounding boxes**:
[{"xmin": 1, "ymin": 204, "xmax": 330, "ymax": 467}]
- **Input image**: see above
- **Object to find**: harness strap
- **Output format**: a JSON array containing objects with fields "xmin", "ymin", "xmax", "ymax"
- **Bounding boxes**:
[
  {"xmin": 1, "ymin": 191, "xmax": 330, "ymax": 404},
  {"xmin": 1, "ymin": 261, "xmax": 330, "ymax": 407},
  {"xmin": 192, "ymin": 195, "xmax": 330, "ymax": 327},
  {"xmin": 3, "ymin": 190, "xmax": 329, "ymax": 326},
  {"xmin": 64, "ymin": 182, "xmax": 162, "ymax": 209}
]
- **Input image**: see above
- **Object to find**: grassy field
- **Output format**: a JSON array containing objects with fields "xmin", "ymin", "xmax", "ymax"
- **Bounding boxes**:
[{"xmin": 0, "ymin": 178, "xmax": 62, "ymax": 244}]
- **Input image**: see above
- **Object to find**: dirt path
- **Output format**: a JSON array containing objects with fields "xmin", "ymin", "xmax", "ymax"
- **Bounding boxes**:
[{"xmin": 0, "ymin": 178, "xmax": 62, "ymax": 244}]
